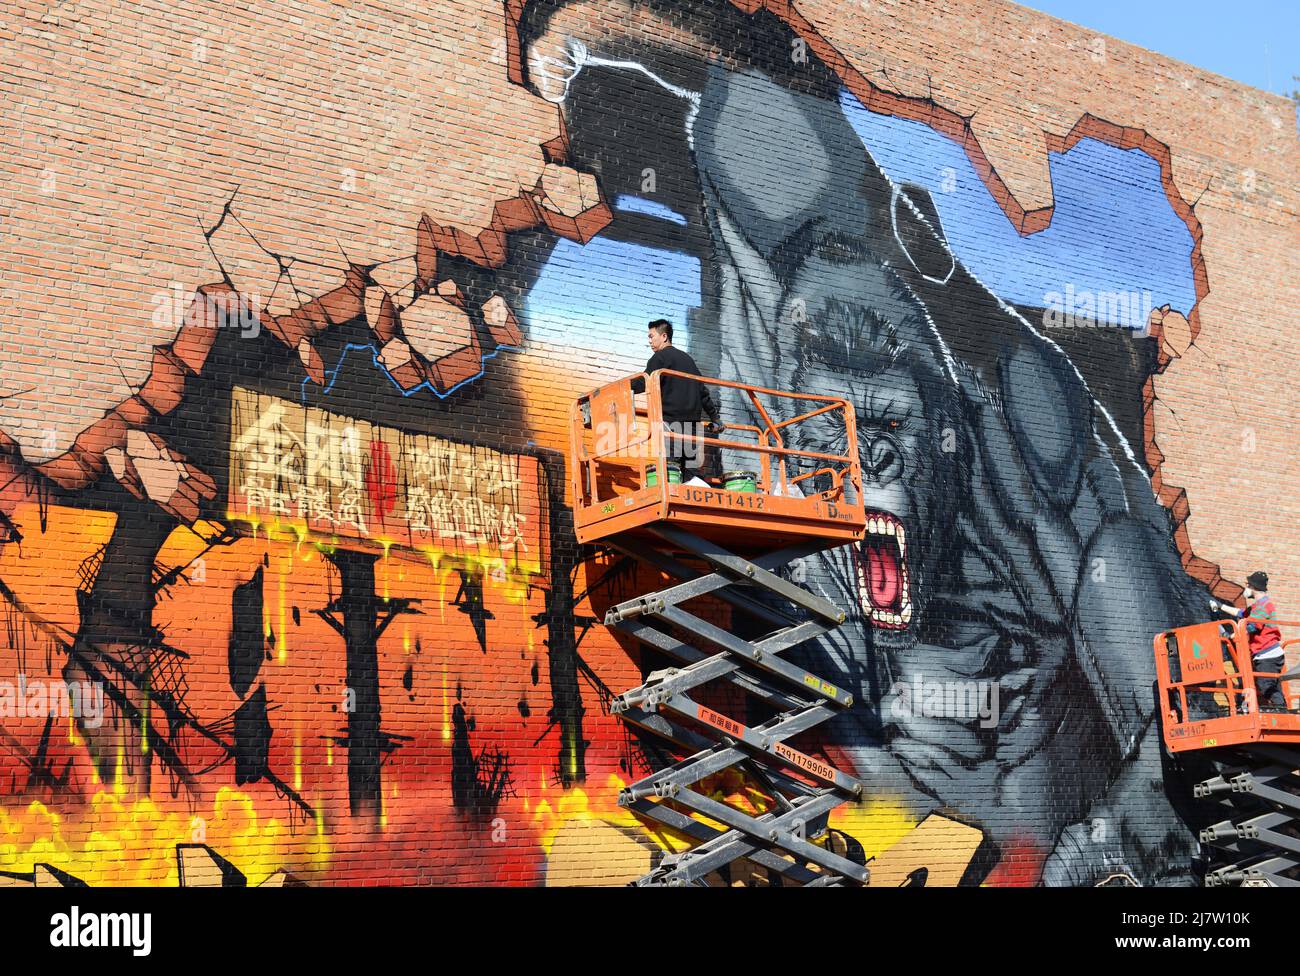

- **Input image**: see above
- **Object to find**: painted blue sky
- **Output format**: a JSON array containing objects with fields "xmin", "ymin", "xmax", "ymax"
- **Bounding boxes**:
[
  {"xmin": 531, "ymin": 3, "xmax": 1293, "ymax": 373},
  {"xmin": 840, "ymin": 90, "xmax": 1199, "ymax": 324},
  {"xmin": 523, "ymin": 232, "xmax": 701, "ymax": 363},
  {"xmin": 523, "ymin": 85, "xmax": 1198, "ymax": 347}
]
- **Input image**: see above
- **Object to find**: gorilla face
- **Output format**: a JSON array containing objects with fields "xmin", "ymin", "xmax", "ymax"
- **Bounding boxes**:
[{"xmin": 781, "ymin": 228, "xmax": 967, "ymax": 648}]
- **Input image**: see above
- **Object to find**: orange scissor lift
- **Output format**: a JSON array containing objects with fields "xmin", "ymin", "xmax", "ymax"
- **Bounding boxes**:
[
  {"xmin": 1154, "ymin": 617, "xmax": 1300, "ymax": 886},
  {"xmin": 570, "ymin": 370, "xmax": 869, "ymax": 885}
]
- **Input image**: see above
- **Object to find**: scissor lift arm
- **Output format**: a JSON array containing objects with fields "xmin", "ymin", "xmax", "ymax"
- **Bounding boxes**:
[{"xmin": 572, "ymin": 373, "xmax": 869, "ymax": 886}]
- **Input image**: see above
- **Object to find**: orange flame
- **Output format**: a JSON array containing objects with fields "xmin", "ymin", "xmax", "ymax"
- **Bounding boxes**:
[{"xmin": 0, "ymin": 787, "xmax": 329, "ymax": 886}]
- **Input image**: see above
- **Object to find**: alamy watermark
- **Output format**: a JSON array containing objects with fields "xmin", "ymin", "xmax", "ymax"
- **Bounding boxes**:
[
  {"xmin": 0, "ymin": 674, "xmax": 105, "ymax": 729},
  {"xmin": 50, "ymin": 907, "xmax": 151, "ymax": 956},
  {"xmin": 151, "ymin": 283, "xmax": 262, "ymax": 339},
  {"xmin": 1041, "ymin": 285, "xmax": 1155, "ymax": 333},
  {"xmin": 886, "ymin": 673, "xmax": 1001, "ymax": 729},
  {"xmin": 591, "ymin": 416, "xmax": 712, "ymax": 465}
]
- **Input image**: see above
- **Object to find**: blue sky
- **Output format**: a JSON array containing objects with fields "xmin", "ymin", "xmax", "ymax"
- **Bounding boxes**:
[{"xmin": 1023, "ymin": 0, "xmax": 1299, "ymax": 99}]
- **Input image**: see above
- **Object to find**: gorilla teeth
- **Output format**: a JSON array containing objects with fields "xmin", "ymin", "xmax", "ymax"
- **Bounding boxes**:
[
  {"xmin": 868, "ymin": 515, "xmax": 902, "ymax": 539},
  {"xmin": 857, "ymin": 512, "xmax": 912, "ymax": 629}
]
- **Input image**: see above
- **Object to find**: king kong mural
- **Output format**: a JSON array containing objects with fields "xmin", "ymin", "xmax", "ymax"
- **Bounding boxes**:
[
  {"xmin": 515, "ymin": 0, "xmax": 1211, "ymax": 885},
  {"xmin": 0, "ymin": 0, "xmax": 1224, "ymax": 886}
]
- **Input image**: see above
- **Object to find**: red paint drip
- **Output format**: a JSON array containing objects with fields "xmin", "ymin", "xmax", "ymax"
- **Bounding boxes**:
[{"xmin": 365, "ymin": 439, "xmax": 398, "ymax": 523}]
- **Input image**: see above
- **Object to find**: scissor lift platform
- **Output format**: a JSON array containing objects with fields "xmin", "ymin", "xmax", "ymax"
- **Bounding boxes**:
[
  {"xmin": 570, "ymin": 370, "xmax": 866, "ymax": 554},
  {"xmin": 1154, "ymin": 616, "xmax": 1300, "ymax": 886},
  {"xmin": 1155, "ymin": 618, "xmax": 1300, "ymax": 754},
  {"xmin": 572, "ymin": 371, "xmax": 869, "ymax": 885},
  {"xmin": 574, "ymin": 479, "xmax": 864, "ymax": 554}
]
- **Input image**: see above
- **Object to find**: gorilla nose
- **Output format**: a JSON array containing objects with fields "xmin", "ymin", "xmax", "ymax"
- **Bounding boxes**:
[{"xmin": 865, "ymin": 436, "xmax": 903, "ymax": 486}]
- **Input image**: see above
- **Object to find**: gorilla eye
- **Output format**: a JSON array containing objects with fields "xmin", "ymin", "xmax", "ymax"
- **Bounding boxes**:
[{"xmin": 861, "ymin": 413, "xmax": 907, "ymax": 435}]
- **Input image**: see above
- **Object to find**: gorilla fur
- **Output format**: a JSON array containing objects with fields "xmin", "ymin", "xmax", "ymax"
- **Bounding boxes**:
[{"xmin": 687, "ymin": 64, "xmax": 1209, "ymax": 885}]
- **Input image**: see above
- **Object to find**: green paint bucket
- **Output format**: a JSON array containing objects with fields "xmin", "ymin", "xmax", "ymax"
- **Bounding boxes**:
[
  {"xmin": 724, "ymin": 470, "xmax": 757, "ymax": 493},
  {"xmin": 646, "ymin": 463, "xmax": 682, "ymax": 487}
]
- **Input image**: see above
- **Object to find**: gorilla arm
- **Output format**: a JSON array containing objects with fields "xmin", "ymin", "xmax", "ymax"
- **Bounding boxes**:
[
  {"xmin": 884, "ymin": 187, "xmax": 1204, "ymax": 732},
  {"xmin": 885, "ymin": 186, "xmax": 1095, "ymax": 509},
  {"xmin": 891, "ymin": 193, "xmax": 1209, "ymax": 880},
  {"xmin": 1040, "ymin": 721, "xmax": 1199, "ymax": 887},
  {"xmin": 690, "ymin": 63, "xmax": 887, "ymax": 405}
]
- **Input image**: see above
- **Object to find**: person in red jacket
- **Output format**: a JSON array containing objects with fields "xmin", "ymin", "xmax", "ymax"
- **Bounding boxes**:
[{"xmin": 1211, "ymin": 572, "xmax": 1286, "ymax": 710}]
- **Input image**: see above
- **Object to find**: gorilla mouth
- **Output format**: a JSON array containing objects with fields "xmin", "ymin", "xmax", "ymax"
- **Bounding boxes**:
[{"xmin": 853, "ymin": 511, "xmax": 912, "ymax": 629}]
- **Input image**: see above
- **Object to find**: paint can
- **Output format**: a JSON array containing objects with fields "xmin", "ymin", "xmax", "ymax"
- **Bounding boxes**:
[
  {"xmin": 646, "ymin": 463, "xmax": 682, "ymax": 487},
  {"xmin": 724, "ymin": 470, "xmax": 757, "ymax": 493}
]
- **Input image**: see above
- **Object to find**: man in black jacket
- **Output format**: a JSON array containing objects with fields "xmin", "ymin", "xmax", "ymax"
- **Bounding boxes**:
[{"xmin": 631, "ymin": 319, "xmax": 722, "ymax": 483}]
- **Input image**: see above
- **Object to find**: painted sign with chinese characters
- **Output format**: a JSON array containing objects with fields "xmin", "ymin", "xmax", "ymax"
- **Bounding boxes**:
[{"xmin": 229, "ymin": 387, "xmax": 541, "ymax": 563}]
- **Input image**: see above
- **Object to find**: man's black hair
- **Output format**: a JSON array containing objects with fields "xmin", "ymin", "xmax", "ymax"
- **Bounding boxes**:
[
  {"xmin": 1248, "ymin": 571, "xmax": 1269, "ymax": 591},
  {"xmin": 648, "ymin": 319, "xmax": 673, "ymax": 343}
]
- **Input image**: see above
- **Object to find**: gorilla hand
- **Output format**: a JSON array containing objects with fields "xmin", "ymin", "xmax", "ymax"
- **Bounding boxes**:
[{"xmin": 1040, "ymin": 727, "xmax": 1198, "ymax": 887}]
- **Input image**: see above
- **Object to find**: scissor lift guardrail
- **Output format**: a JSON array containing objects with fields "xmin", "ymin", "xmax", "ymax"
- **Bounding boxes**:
[
  {"xmin": 572, "ymin": 373, "xmax": 868, "ymax": 886},
  {"xmin": 1155, "ymin": 618, "xmax": 1300, "ymax": 887}
]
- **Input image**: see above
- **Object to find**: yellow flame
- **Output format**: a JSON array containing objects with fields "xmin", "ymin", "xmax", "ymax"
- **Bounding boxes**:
[
  {"xmin": 277, "ymin": 551, "xmax": 288, "ymax": 665},
  {"xmin": 441, "ymin": 665, "xmax": 450, "ymax": 741},
  {"xmin": 528, "ymin": 775, "xmax": 699, "ymax": 864},
  {"xmin": 113, "ymin": 740, "xmax": 127, "ymax": 797},
  {"xmin": 379, "ymin": 538, "xmax": 392, "ymax": 599},
  {"xmin": 530, "ymin": 777, "xmax": 641, "ymax": 856},
  {"xmin": 827, "ymin": 797, "xmax": 920, "ymax": 861},
  {"xmin": 0, "ymin": 788, "xmax": 330, "ymax": 886}
]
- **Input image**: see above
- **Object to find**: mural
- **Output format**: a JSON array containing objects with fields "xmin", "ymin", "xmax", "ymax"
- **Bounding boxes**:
[
  {"xmin": 690, "ymin": 63, "xmax": 1204, "ymax": 886},
  {"xmin": 0, "ymin": 0, "xmax": 1273, "ymax": 886}
]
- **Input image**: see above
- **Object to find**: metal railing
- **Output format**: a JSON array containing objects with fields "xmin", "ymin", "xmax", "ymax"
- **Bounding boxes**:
[
  {"xmin": 569, "ymin": 369, "xmax": 862, "ymax": 513},
  {"xmin": 1155, "ymin": 618, "xmax": 1300, "ymax": 726}
]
